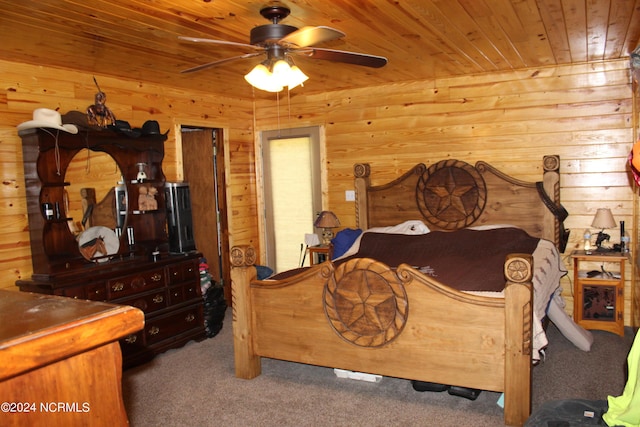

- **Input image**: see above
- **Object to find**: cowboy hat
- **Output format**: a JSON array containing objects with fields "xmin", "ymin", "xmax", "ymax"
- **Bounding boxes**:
[
  {"xmin": 140, "ymin": 120, "xmax": 161, "ymax": 135},
  {"xmin": 107, "ymin": 120, "xmax": 142, "ymax": 138},
  {"xmin": 17, "ymin": 108, "xmax": 78, "ymax": 134},
  {"xmin": 61, "ymin": 110, "xmax": 104, "ymax": 131}
]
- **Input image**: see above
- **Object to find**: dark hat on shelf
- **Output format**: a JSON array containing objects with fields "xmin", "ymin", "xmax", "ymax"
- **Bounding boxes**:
[
  {"xmin": 108, "ymin": 120, "xmax": 142, "ymax": 138},
  {"xmin": 61, "ymin": 110, "xmax": 105, "ymax": 131},
  {"xmin": 141, "ymin": 120, "xmax": 161, "ymax": 135}
]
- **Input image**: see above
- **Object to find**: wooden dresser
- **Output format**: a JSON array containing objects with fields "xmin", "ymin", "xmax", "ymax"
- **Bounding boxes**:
[
  {"xmin": 16, "ymin": 122, "xmax": 206, "ymax": 368},
  {"xmin": 16, "ymin": 252, "xmax": 205, "ymax": 367},
  {"xmin": 0, "ymin": 290, "xmax": 144, "ymax": 426}
]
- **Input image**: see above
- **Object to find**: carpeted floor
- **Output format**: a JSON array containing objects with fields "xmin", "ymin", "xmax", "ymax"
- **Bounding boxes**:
[{"xmin": 122, "ymin": 310, "xmax": 635, "ymax": 426}]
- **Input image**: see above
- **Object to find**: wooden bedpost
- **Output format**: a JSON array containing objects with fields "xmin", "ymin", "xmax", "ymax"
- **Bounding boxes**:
[
  {"xmin": 230, "ymin": 245, "xmax": 261, "ymax": 379},
  {"xmin": 541, "ymin": 155, "xmax": 562, "ymax": 246},
  {"xmin": 503, "ymin": 253, "xmax": 534, "ymax": 426},
  {"xmin": 354, "ymin": 163, "xmax": 371, "ymax": 230}
]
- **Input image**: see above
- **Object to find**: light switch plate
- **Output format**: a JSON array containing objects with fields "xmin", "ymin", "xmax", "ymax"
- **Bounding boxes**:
[{"xmin": 345, "ymin": 190, "xmax": 355, "ymax": 201}]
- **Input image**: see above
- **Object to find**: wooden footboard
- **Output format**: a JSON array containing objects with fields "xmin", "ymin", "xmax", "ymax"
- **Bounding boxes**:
[{"xmin": 230, "ymin": 246, "xmax": 533, "ymax": 426}]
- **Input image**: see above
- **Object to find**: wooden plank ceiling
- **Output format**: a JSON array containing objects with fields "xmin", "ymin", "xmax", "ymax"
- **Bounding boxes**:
[{"xmin": 1, "ymin": 0, "xmax": 639, "ymax": 99}]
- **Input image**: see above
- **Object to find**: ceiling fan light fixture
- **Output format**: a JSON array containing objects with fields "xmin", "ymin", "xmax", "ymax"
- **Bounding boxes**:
[
  {"xmin": 181, "ymin": 5, "xmax": 387, "ymax": 86},
  {"xmin": 244, "ymin": 56, "xmax": 309, "ymax": 92},
  {"xmin": 271, "ymin": 59, "xmax": 292, "ymax": 86},
  {"xmin": 287, "ymin": 65, "xmax": 309, "ymax": 89},
  {"xmin": 244, "ymin": 62, "xmax": 283, "ymax": 92}
]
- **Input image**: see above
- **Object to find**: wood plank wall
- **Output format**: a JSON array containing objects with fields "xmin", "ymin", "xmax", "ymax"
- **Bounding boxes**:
[
  {"xmin": 0, "ymin": 59, "xmax": 260, "ymax": 291},
  {"xmin": 252, "ymin": 59, "xmax": 636, "ymax": 325},
  {"xmin": 0, "ymin": 57, "xmax": 636, "ymax": 324}
]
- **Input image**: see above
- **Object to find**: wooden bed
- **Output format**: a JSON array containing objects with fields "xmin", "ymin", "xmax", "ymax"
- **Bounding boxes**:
[{"xmin": 230, "ymin": 155, "xmax": 564, "ymax": 427}]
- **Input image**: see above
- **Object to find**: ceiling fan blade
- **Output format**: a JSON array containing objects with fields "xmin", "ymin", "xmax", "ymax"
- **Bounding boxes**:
[
  {"xmin": 180, "ymin": 52, "xmax": 263, "ymax": 74},
  {"xmin": 298, "ymin": 47, "xmax": 388, "ymax": 68},
  {"xmin": 280, "ymin": 26, "xmax": 345, "ymax": 48},
  {"xmin": 178, "ymin": 36, "xmax": 261, "ymax": 51}
]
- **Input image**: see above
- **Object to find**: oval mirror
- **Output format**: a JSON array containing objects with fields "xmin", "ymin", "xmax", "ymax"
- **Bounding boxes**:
[{"xmin": 65, "ymin": 149, "xmax": 126, "ymax": 236}]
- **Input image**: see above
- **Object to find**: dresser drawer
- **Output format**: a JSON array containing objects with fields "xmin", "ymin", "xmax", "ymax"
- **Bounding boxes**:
[
  {"xmin": 58, "ymin": 282, "xmax": 106, "ymax": 300},
  {"xmin": 144, "ymin": 305, "xmax": 203, "ymax": 345},
  {"xmin": 58, "ymin": 286, "xmax": 86, "ymax": 299},
  {"xmin": 167, "ymin": 258, "xmax": 199, "ymax": 285},
  {"xmin": 85, "ymin": 282, "xmax": 107, "ymax": 301},
  {"xmin": 169, "ymin": 282, "xmax": 202, "ymax": 305},
  {"xmin": 120, "ymin": 330, "xmax": 146, "ymax": 356},
  {"xmin": 107, "ymin": 267, "xmax": 166, "ymax": 299},
  {"xmin": 115, "ymin": 289, "xmax": 169, "ymax": 314}
]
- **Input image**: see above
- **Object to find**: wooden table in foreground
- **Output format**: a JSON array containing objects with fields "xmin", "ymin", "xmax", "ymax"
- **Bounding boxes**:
[{"xmin": 0, "ymin": 290, "xmax": 144, "ymax": 426}]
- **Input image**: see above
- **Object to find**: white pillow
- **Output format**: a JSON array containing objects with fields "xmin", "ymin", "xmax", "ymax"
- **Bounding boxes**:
[
  {"xmin": 367, "ymin": 220, "xmax": 430, "ymax": 235},
  {"xmin": 334, "ymin": 220, "xmax": 430, "ymax": 260}
]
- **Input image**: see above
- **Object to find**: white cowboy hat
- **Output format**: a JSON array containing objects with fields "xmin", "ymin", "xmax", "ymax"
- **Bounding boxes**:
[{"xmin": 17, "ymin": 108, "xmax": 78, "ymax": 134}]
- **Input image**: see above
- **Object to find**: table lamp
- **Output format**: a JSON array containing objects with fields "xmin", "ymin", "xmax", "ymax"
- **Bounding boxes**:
[
  {"xmin": 591, "ymin": 208, "xmax": 616, "ymax": 249},
  {"xmin": 314, "ymin": 211, "xmax": 340, "ymax": 245}
]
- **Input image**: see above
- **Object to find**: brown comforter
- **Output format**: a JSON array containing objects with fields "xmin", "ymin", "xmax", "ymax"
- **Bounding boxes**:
[{"xmin": 336, "ymin": 227, "xmax": 539, "ymax": 292}]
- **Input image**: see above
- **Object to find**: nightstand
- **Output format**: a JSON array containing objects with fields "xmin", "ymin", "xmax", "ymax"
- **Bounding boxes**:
[
  {"xmin": 570, "ymin": 250, "xmax": 626, "ymax": 336},
  {"xmin": 308, "ymin": 245, "xmax": 331, "ymax": 265}
]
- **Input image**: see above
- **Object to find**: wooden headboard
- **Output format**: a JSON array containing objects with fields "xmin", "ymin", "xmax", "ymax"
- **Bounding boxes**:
[{"xmin": 354, "ymin": 155, "xmax": 563, "ymax": 248}]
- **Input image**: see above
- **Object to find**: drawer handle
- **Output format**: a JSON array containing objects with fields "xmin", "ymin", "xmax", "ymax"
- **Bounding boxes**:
[
  {"xmin": 149, "ymin": 326, "xmax": 160, "ymax": 336},
  {"xmin": 185, "ymin": 313, "xmax": 195, "ymax": 322},
  {"xmin": 153, "ymin": 294, "xmax": 164, "ymax": 303},
  {"xmin": 124, "ymin": 334, "xmax": 137, "ymax": 344},
  {"xmin": 151, "ymin": 273, "xmax": 162, "ymax": 282},
  {"xmin": 112, "ymin": 282, "xmax": 124, "ymax": 292}
]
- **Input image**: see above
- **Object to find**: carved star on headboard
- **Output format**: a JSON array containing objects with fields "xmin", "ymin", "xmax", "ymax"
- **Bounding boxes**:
[{"xmin": 415, "ymin": 159, "xmax": 487, "ymax": 229}]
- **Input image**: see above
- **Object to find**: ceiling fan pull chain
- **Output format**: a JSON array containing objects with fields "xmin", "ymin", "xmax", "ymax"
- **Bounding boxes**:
[{"xmin": 276, "ymin": 91, "xmax": 281, "ymax": 134}]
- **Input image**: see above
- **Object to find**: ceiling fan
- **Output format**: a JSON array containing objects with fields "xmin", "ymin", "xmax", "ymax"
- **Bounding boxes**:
[{"xmin": 179, "ymin": 4, "xmax": 387, "ymax": 91}]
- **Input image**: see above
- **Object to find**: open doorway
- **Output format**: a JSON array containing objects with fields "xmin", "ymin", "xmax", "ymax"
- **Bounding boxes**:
[
  {"xmin": 180, "ymin": 127, "xmax": 231, "ymax": 305},
  {"xmin": 261, "ymin": 126, "xmax": 322, "ymax": 273}
]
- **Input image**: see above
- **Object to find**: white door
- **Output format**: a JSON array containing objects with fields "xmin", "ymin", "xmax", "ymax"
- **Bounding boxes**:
[{"xmin": 262, "ymin": 127, "xmax": 322, "ymax": 272}]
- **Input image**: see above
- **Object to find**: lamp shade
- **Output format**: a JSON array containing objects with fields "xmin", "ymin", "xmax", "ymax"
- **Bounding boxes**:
[
  {"xmin": 314, "ymin": 211, "xmax": 340, "ymax": 228},
  {"xmin": 244, "ymin": 63, "xmax": 283, "ymax": 92},
  {"xmin": 286, "ymin": 65, "xmax": 309, "ymax": 89},
  {"xmin": 591, "ymin": 208, "xmax": 616, "ymax": 229}
]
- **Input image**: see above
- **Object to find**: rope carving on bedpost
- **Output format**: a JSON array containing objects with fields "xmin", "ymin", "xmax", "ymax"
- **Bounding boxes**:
[
  {"xmin": 503, "ymin": 253, "xmax": 534, "ymax": 426},
  {"xmin": 504, "ymin": 253, "xmax": 533, "ymax": 355},
  {"xmin": 229, "ymin": 245, "xmax": 261, "ymax": 379},
  {"xmin": 540, "ymin": 155, "xmax": 567, "ymax": 252},
  {"xmin": 353, "ymin": 163, "xmax": 371, "ymax": 230}
]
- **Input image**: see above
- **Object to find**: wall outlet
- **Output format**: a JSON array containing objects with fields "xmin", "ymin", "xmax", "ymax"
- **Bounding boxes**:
[{"xmin": 345, "ymin": 190, "xmax": 356, "ymax": 201}]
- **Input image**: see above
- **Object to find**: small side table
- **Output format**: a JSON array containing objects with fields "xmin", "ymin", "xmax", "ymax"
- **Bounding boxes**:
[
  {"xmin": 570, "ymin": 250, "xmax": 626, "ymax": 336},
  {"xmin": 308, "ymin": 245, "xmax": 332, "ymax": 265}
]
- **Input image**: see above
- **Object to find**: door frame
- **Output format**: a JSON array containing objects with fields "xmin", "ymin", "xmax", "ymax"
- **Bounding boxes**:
[
  {"xmin": 256, "ymin": 126, "xmax": 327, "ymax": 269},
  {"xmin": 173, "ymin": 121, "xmax": 231, "ymax": 305}
]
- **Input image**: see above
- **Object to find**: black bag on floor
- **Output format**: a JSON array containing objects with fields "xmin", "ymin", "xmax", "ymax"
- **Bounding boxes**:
[
  {"xmin": 524, "ymin": 399, "xmax": 610, "ymax": 426},
  {"xmin": 203, "ymin": 284, "xmax": 226, "ymax": 338}
]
